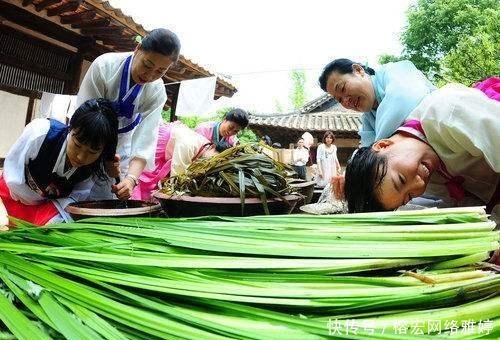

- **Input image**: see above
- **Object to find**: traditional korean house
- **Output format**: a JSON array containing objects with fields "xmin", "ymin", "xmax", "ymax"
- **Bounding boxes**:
[
  {"xmin": 0, "ymin": 0, "xmax": 237, "ymax": 160},
  {"xmin": 248, "ymin": 94, "xmax": 361, "ymax": 165}
]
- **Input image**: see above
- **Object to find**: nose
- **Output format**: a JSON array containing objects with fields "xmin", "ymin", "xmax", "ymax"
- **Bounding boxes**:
[{"xmin": 407, "ymin": 175, "xmax": 426, "ymax": 197}]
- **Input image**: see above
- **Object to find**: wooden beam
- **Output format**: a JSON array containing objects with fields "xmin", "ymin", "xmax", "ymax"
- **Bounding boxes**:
[
  {"xmin": 0, "ymin": 84, "xmax": 42, "ymax": 99},
  {"xmin": 106, "ymin": 44, "xmax": 135, "ymax": 51},
  {"xmin": 46, "ymin": 0, "xmax": 82, "ymax": 17},
  {"xmin": 35, "ymin": 0, "xmax": 60, "ymax": 12},
  {"xmin": 22, "ymin": 0, "xmax": 34, "ymax": 7},
  {"xmin": 101, "ymin": 37, "xmax": 136, "ymax": 45},
  {"xmin": 71, "ymin": 17, "xmax": 109, "ymax": 29},
  {"xmin": 60, "ymin": 10, "xmax": 96, "ymax": 25},
  {"xmin": 81, "ymin": 26, "xmax": 124, "ymax": 36},
  {"xmin": 0, "ymin": 1, "xmax": 88, "ymax": 47}
]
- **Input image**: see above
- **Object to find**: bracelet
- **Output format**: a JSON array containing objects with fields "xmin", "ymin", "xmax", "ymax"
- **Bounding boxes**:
[{"xmin": 125, "ymin": 174, "xmax": 139, "ymax": 186}]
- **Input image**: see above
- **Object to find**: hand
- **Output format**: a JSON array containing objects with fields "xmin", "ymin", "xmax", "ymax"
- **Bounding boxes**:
[
  {"xmin": 111, "ymin": 177, "xmax": 135, "ymax": 200},
  {"xmin": 105, "ymin": 154, "xmax": 121, "ymax": 178},
  {"xmin": 330, "ymin": 174, "xmax": 345, "ymax": 200}
]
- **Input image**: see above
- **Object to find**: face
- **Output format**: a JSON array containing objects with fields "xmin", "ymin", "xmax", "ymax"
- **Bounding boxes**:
[
  {"xmin": 297, "ymin": 139, "xmax": 304, "ymax": 148},
  {"xmin": 201, "ymin": 144, "xmax": 219, "ymax": 158},
  {"xmin": 372, "ymin": 135, "xmax": 440, "ymax": 210},
  {"xmin": 325, "ymin": 135, "xmax": 334, "ymax": 145},
  {"xmin": 66, "ymin": 131, "xmax": 103, "ymax": 168},
  {"xmin": 325, "ymin": 64, "xmax": 376, "ymax": 112},
  {"xmin": 220, "ymin": 120, "xmax": 242, "ymax": 138},
  {"xmin": 131, "ymin": 45, "xmax": 175, "ymax": 84}
]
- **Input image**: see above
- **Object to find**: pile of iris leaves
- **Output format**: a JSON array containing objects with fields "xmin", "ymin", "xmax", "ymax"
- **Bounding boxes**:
[{"xmin": 160, "ymin": 143, "xmax": 296, "ymax": 214}]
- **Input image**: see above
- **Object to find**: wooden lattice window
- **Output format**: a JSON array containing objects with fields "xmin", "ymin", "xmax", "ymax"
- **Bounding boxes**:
[{"xmin": 0, "ymin": 25, "xmax": 76, "ymax": 94}]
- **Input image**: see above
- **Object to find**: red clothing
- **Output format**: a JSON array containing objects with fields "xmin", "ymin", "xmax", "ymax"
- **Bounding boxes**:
[{"xmin": 0, "ymin": 176, "xmax": 58, "ymax": 226}]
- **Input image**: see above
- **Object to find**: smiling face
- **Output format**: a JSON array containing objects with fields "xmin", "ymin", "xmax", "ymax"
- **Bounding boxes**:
[
  {"xmin": 372, "ymin": 134, "xmax": 440, "ymax": 210},
  {"xmin": 131, "ymin": 45, "xmax": 175, "ymax": 84},
  {"xmin": 66, "ymin": 131, "xmax": 103, "ymax": 168},
  {"xmin": 219, "ymin": 120, "xmax": 242, "ymax": 138},
  {"xmin": 325, "ymin": 64, "xmax": 376, "ymax": 112}
]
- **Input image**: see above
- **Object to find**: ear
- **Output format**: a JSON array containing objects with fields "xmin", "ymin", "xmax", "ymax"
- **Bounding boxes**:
[
  {"xmin": 352, "ymin": 63, "xmax": 365, "ymax": 76},
  {"xmin": 372, "ymin": 139, "xmax": 394, "ymax": 152}
]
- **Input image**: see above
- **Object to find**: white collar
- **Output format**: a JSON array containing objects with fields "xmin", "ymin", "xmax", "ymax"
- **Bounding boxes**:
[{"xmin": 53, "ymin": 135, "xmax": 77, "ymax": 179}]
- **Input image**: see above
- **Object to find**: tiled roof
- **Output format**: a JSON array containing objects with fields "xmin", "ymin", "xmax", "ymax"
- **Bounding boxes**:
[{"xmin": 249, "ymin": 96, "xmax": 362, "ymax": 135}]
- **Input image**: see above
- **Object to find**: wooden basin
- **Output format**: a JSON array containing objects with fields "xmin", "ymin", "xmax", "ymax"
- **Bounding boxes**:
[
  {"xmin": 65, "ymin": 200, "xmax": 162, "ymax": 220},
  {"xmin": 153, "ymin": 192, "xmax": 300, "ymax": 217}
]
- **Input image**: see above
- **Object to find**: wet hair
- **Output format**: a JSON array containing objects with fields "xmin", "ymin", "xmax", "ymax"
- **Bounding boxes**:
[
  {"xmin": 224, "ymin": 108, "xmax": 249, "ymax": 129},
  {"xmin": 260, "ymin": 135, "xmax": 272, "ymax": 146},
  {"xmin": 323, "ymin": 130, "xmax": 336, "ymax": 143},
  {"xmin": 140, "ymin": 28, "xmax": 181, "ymax": 62},
  {"xmin": 318, "ymin": 58, "xmax": 376, "ymax": 92},
  {"xmin": 69, "ymin": 98, "xmax": 118, "ymax": 180},
  {"xmin": 344, "ymin": 146, "xmax": 388, "ymax": 213}
]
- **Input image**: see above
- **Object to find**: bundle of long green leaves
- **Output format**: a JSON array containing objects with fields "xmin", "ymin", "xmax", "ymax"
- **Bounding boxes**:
[
  {"xmin": 0, "ymin": 207, "xmax": 499, "ymax": 339},
  {"xmin": 160, "ymin": 143, "xmax": 295, "ymax": 201}
]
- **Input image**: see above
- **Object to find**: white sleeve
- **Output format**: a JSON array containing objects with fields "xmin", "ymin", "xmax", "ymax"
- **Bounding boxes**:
[
  {"xmin": 3, "ymin": 119, "xmax": 50, "ymax": 204},
  {"xmin": 76, "ymin": 57, "xmax": 106, "ymax": 106},
  {"xmin": 130, "ymin": 85, "xmax": 166, "ymax": 170},
  {"xmin": 316, "ymin": 144, "xmax": 325, "ymax": 161}
]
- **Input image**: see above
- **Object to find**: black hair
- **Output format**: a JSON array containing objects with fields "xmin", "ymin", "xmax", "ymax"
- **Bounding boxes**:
[
  {"xmin": 140, "ymin": 28, "xmax": 181, "ymax": 62},
  {"xmin": 260, "ymin": 135, "xmax": 272, "ymax": 146},
  {"xmin": 323, "ymin": 130, "xmax": 336, "ymax": 143},
  {"xmin": 224, "ymin": 108, "xmax": 249, "ymax": 129},
  {"xmin": 344, "ymin": 146, "xmax": 388, "ymax": 213},
  {"xmin": 318, "ymin": 58, "xmax": 376, "ymax": 92},
  {"xmin": 69, "ymin": 98, "xmax": 118, "ymax": 181}
]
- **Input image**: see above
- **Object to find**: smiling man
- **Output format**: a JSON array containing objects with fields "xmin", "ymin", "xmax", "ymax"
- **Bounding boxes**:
[{"xmin": 344, "ymin": 84, "xmax": 500, "ymax": 213}]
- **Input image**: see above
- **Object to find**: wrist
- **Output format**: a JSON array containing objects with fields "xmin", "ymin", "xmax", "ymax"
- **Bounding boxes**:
[{"xmin": 125, "ymin": 174, "xmax": 139, "ymax": 187}]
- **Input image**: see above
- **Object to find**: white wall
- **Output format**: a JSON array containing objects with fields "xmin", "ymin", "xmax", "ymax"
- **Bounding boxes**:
[{"xmin": 0, "ymin": 90, "xmax": 29, "ymax": 157}]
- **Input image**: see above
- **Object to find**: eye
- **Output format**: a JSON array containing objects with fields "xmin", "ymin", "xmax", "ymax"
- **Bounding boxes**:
[
  {"xmin": 399, "ymin": 174, "xmax": 406, "ymax": 185},
  {"xmin": 342, "ymin": 84, "xmax": 345, "ymax": 92}
]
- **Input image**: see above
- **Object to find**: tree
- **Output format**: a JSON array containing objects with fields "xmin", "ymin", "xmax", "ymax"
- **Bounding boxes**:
[
  {"xmin": 378, "ymin": 54, "xmax": 405, "ymax": 65},
  {"xmin": 289, "ymin": 70, "xmax": 307, "ymax": 110},
  {"xmin": 401, "ymin": 0, "xmax": 499, "ymax": 75},
  {"xmin": 440, "ymin": 17, "xmax": 500, "ymax": 85}
]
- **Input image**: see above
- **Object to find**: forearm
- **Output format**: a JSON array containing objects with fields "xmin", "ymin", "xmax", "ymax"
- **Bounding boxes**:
[{"xmin": 127, "ymin": 157, "xmax": 147, "ymax": 178}]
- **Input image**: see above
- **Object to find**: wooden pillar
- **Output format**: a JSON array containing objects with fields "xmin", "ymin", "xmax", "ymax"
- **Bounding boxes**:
[
  {"xmin": 64, "ymin": 51, "xmax": 83, "ymax": 95},
  {"xmin": 167, "ymin": 82, "xmax": 180, "ymax": 122}
]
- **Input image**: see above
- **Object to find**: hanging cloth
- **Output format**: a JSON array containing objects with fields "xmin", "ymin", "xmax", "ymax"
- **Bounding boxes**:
[{"xmin": 116, "ymin": 55, "xmax": 143, "ymax": 134}]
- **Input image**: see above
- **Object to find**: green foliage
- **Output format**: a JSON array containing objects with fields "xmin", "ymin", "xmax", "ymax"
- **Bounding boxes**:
[
  {"xmin": 161, "ymin": 109, "xmax": 171, "ymax": 122},
  {"xmin": 237, "ymin": 128, "xmax": 258, "ymax": 144},
  {"xmin": 289, "ymin": 70, "xmax": 307, "ymax": 110},
  {"xmin": 401, "ymin": 0, "xmax": 499, "ymax": 76},
  {"xmin": 378, "ymin": 54, "xmax": 405, "ymax": 65},
  {"xmin": 177, "ymin": 116, "xmax": 208, "ymax": 128},
  {"xmin": 440, "ymin": 16, "xmax": 500, "ymax": 86}
]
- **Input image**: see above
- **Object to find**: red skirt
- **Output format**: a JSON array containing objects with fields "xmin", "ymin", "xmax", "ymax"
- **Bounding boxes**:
[{"xmin": 0, "ymin": 176, "xmax": 58, "ymax": 226}]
